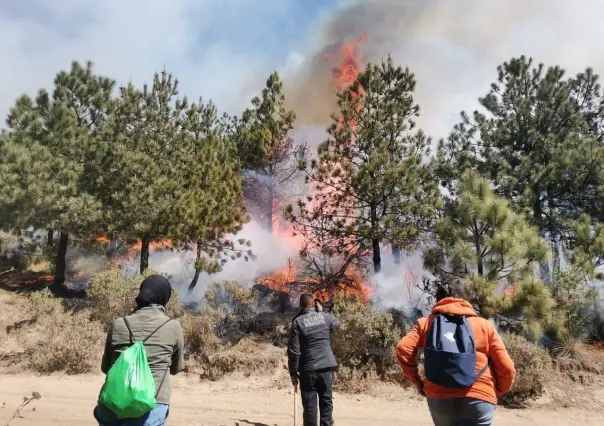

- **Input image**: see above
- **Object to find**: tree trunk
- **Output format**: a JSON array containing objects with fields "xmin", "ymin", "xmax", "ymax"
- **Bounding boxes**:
[
  {"xmin": 372, "ymin": 238, "xmax": 381, "ymax": 274},
  {"xmin": 533, "ymin": 184, "xmax": 551, "ymax": 282},
  {"xmin": 475, "ymin": 242, "xmax": 484, "ymax": 276},
  {"xmin": 53, "ymin": 230, "xmax": 69, "ymax": 287},
  {"xmin": 107, "ymin": 238, "xmax": 117, "ymax": 259},
  {"xmin": 47, "ymin": 229, "xmax": 54, "ymax": 247},
  {"xmin": 188, "ymin": 241, "xmax": 202, "ymax": 292},
  {"xmin": 140, "ymin": 237, "xmax": 150, "ymax": 274},
  {"xmin": 392, "ymin": 246, "xmax": 401, "ymax": 264},
  {"xmin": 266, "ymin": 183, "xmax": 275, "ymax": 235}
]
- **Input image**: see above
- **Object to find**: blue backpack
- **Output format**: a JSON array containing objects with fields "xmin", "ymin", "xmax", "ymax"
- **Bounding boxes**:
[{"xmin": 424, "ymin": 314, "xmax": 488, "ymax": 388}]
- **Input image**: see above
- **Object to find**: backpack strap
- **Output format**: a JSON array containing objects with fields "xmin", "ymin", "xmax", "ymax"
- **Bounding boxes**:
[
  {"xmin": 476, "ymin": 360, "xmax": 491, "ymax": 379},
  {"xmin": 122, "ymin": 317, "xmax": 172, "ymax": 344},
  {"xmin": 122, "ymin": 317, "xmax": 136, "ymax": 344},
  {"xmin": 147, "ymin": 319, "xmax": 173, "ymax": 398},
  {"xmin": 143, "ymin": 318, "xmax": 173, "ymax": 343}
]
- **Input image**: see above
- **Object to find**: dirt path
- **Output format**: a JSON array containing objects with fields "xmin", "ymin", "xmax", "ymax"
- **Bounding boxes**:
[{"xmin": 0, "ymin": 375, "xmax": 602, "ymax": 426}]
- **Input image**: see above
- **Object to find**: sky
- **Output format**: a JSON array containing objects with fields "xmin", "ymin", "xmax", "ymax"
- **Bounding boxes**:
[
  {"xmin": 0, "ymin": 0, "xmax": 341, "ymax": 123},
  {"xmin": 3, "ymin": 0, "xmax": 604, "ymax": 141}
]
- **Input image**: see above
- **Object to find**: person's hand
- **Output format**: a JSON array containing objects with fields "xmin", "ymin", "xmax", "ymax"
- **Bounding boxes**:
[
  {"xmin": 415, "ymin": 381, "xmax": 425, "ymax": 397},
  {"xmin": 291, "ymin": 374, "xmax": 299, "ymax": 388},
  {"xmin": 314, "ymin": 299, "xmax": 323, "ymax": 312}
]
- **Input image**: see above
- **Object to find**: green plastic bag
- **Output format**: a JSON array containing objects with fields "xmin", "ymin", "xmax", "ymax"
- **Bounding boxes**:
[{"xmin": 99, "ymin": 340, "xmax": 157, "ymax": 419}]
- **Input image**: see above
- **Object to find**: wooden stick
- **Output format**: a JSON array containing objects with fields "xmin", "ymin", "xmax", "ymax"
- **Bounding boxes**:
[{"xmin": 293, "ymin": 384, "xmax": 298, "ymax": 426}]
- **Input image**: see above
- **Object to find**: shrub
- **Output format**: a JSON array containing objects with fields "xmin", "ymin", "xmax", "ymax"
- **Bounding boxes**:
[
  {"xmin": 331, "ymin": 295, "xmax": 408, "ymax": 391},
  {"xmin": 87, "ymin": 268, "xmax": 184, "ymax": 329},
  {"xmin": 181, "ymin": 313, "xmax": 221, "ymax": 355},
  {"xmin": 198, "ymin": 337, "xmax": 283, "ymax": 381},
  {"xmin": 204, "ymin": 281, "xmax": 257, "ymax": 337},
  {"xmin": 500, "ymin": 333, "xmax": 553, "ymax": 408},
  {"xmin": 29, "ymin": 288, "xmax": 63, "ymax": 320},
  {"xmin": 549, "ymin": 268, "xmax": 598, "ymax": 342},
  {"xmin": 24, "ymin": 290, "xmax": 105, "ymax": 374}
]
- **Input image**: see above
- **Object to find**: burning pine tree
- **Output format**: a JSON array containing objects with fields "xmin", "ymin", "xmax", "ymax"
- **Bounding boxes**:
[{"xmin": 287, "ymin": 51, "xmax": 440, "ymax": 287}]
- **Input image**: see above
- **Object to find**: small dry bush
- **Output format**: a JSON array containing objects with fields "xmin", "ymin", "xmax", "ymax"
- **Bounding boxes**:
[
  {"xmin": 204, "ymin": 281, "xmax": 257, "ymax": 337},
  {"xmin": 198, "ymin": 336, "xmax": 283, "ymax": 381},
  {"xmin": 182, "ymin": 282, "xmax": 286, "ymax": 381},
  {"xmin": 181, "ymin": 313, "xmax": 221, "ymax": 355},
  {"xmin": 553, "ymin": 336, "xmax": 604, "ymax": 376},
  {"xmin": 500, "ymin": 333, "xmax": 553, "ymax": 408},
  {"xmin": 331, "ymin": 295, "xmax": 408, "ymax": 392},
  {"xmin": 87, "ymin": 268, "xmax": 184, "ymax": 329},
  {"xmin": 25, "ymin": 289, "xmax": 105, "ymax": 374}
]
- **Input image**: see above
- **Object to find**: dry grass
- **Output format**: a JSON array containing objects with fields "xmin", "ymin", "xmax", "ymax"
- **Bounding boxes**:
[
  {"xmin": 24, "ymin": 289, "xmax": 105, "ymax": 374},
  {"xmin": 197, "ymin": 336, "xmax": 284, "ymax": 382},
  {"xmin": 27, "ymin": 259, "xmax": 51, "ymax": 274}
]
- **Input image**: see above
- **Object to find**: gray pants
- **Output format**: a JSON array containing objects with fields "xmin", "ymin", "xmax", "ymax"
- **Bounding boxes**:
[{"xmin": 427, "ymin": 397, "xmax": 495, "ymax": 426}]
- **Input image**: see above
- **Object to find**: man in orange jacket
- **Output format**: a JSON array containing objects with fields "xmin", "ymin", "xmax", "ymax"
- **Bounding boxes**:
[{"xmin": 396, "ymin": 287, "xmax": 516, "ymax": 426}]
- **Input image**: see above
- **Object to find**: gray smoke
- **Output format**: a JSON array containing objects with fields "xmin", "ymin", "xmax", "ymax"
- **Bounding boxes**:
[
  {"xmin": 126, "ymin": 219, "xmax": 298, "ymax": 304},
  {"xmin": 286, "ymin": 0, "xmax": 604, "ymax": 138}
]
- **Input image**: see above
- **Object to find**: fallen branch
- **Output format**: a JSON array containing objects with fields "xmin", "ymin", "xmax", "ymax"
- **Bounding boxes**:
[{"xmin": 0, "ymin": 267, "xmax": 15, "ymax": 277}]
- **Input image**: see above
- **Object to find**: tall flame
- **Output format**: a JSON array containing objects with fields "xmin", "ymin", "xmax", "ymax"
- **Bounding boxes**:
[{"xmin": 259, "ymin": 35, "xmax": 372, "ymax": 302}]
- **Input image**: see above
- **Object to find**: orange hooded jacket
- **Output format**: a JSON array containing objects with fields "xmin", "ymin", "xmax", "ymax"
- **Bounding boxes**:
[{"xmin": 395, "ymin": 297, "xmax": 516, "ymax": 405}]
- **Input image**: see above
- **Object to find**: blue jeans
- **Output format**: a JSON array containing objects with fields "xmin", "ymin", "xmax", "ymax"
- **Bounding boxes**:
[
  {"xmin": 426, "ymin": 397, "xmax": 495, "ymax": 426},
  {"xmin": 94, "ymin": 403, "xmax": 169, "ymax": 426}
]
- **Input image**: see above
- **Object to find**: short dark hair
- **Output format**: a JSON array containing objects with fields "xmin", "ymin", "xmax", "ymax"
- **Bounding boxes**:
[
  {"xmin": 300, "ymin": 293, "xmax": 314, "ymax": 309},
  {"xmin": 435, "ymin": 285, "xmax": 451, "ymax": 302}
]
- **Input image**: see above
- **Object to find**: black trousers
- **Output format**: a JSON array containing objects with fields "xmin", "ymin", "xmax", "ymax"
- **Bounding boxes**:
[{"xmin": 300, "ymin": 369, "xmax": 334, "ymax": 426}]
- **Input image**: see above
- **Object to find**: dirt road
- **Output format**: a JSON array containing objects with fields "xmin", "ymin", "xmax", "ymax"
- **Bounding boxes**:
[{"xmin": 0, "ymin": 375, "xmax": 602, "ymax": 426}]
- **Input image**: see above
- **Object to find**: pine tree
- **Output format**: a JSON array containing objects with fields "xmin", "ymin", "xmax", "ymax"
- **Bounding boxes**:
[
  {"xmin": 424, "ymin": 171, "xmax": 556, "ymax": 337},
  {"xmin": 97, "ymin": 71, "xmax": 249, "ymax": 276},
  {"xmin": 1, "ymin": 60, "xmax": 115, "ymax": 289},
  {"xmin": 437, "ymin": 56, "xmax": 604, "ymax": 279},
  {"xmin": 287, "ymin": 56, "xmax": 440, "ymax": 274},
  {"xmin": 179, "ymin": 99, "xmax": 251, "ymax": 291},
  {"xmin": 236, "ymin": 72, "xmax": 303, "ymax": 234},
  {"xmin": 97, "ymin": 71, "xmax": 186, "ymax": 273},
  {"xmin": 569, "ymin": 214, "xmax": 604, "ymax": 277}
]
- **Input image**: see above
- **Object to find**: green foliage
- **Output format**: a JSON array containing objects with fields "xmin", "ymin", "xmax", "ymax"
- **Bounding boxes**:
[
  {"xmin": 549, "ymin": 268, "xmax": 599, "ymax": 342},
  {"xmin": 237, "ymin": 72, "xmax": 303, "ymax": 234},
  {"xmin": 204, "ymin": 281, "xmax": 257, "ymax": 337},
  {"xmin": 288, "ymin": 56, "xmax": 440, "ymax": 276},
  {"xmin": 95, "ymin": 71, "xmax": 249, "ymax": 275},
  {"xmin": 425, "ymin": 171, "xmax": 555, "ymax": 337},
  {"xmin": 87, "ymin": 267, "xmax": 184, "ymax": 329},
  {"xmin": 0, "ymin": 60, "xmax": 115, "ymax": 285},
  {"xmin": 500, "ymin": 333, "xmax": 553, "ymax": 408},
  {"xmin": 437, "ymin": 57, "xmax": 604, "ymax": 281},
  {"xmin": 569, "ymin": 214, "xmax": 604, "ymax": 277},
  {"xmin": 179, "ymin": 100, "xmax": 251, "ymax": 290}
]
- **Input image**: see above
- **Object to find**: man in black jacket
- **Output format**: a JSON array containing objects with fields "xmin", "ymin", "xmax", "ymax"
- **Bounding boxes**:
[{"xmin": 288, "ymin": 293, "xmax": 339, "ymax": 426}]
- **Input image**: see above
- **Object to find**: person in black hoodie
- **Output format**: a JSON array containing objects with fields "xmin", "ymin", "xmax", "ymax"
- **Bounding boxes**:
[{"xmin": 288, "ymin": 293, "xmax": 339, "ymax": 426}]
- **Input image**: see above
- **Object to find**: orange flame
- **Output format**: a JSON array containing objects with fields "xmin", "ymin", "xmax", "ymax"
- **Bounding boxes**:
[
  {"xmin": 258, "ymin": 261, "xmax": 374, "ymax": 303},
  {"xmin": 260, "ymin": 35, "xmax": 372, "ymax": 303},
  {"xmin": 322, "ymin": 34, "xmax": 367, "ymax": 92}
]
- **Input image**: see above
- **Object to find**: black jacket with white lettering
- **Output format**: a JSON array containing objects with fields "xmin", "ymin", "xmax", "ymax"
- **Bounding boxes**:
[{"xmin": 287, "ymin": 308, "xmax": 339, "ymax": 376}]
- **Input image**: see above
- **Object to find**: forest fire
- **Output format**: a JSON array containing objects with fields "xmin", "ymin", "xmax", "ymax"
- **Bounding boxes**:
[
  {"xmin": 259, "ymin": 35, "xmax": 372, "ymax": 303},
  {"xmin": 93, "ymin": 235, "xmax": 172, "ymax": 265},
  {"xmin": 258, "ymin": 260, "xmax": 374, "ymax": 303}
]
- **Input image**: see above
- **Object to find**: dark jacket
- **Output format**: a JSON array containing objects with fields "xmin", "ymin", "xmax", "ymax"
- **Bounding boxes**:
[
  {"xmin": 101, "ymin": 305, "xmax": 185, "ymax": 405},
  {"xmin": 288, "ymin": 308, "xmax": 339, "ymax": 376}
]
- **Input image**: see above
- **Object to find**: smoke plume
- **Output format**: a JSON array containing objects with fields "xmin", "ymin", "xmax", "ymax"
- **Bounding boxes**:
[
  {"xmin": 287, "ymin": 0, "xmax": 604, "ymax": 138},
  {"xmin": 127, "ymin": 220, "xmax": 298, "ymax": 304}
]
